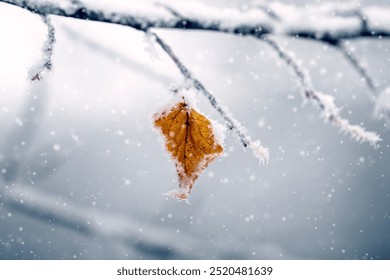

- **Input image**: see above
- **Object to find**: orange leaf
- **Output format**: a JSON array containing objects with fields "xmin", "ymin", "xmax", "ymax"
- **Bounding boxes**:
[{"xmin": 154, "ymin": 97, "xmax": 223, "ymax": 201}]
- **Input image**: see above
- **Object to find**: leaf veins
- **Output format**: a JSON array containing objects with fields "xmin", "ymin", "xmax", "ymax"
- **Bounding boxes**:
[{"xmin": 154, "ymin": 98, "xmax": 223, "ymax": 201}]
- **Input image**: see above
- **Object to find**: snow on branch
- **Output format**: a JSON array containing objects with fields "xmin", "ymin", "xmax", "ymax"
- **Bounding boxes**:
[
  {"xmin": 150, "ymin": 31, "xmax": 269, "ymax": 163},
  {"xmin": 245, "ymin": 2, "xmax": 382, "ymax": 108},
  {"xmin": 1, "ymin": 0, "xmax": 389, "ymax": 43},
  {"xmin": 262, "ymin": 37, "xmax": 381, "ymax": 147},
  {"xmin": 362, "ymin": 6, "xmax": 390, "ymax": 36},
  {"xmin": 28, "ymin": 14, "xmax": 56, "ymax": 81}
]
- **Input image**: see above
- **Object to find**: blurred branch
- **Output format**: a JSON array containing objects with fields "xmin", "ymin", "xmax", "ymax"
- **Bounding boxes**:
[
  {"xmin": 61, "ymin": 25, "xmax": 173, "ymax": 85},
  {"xmin": 0, "ymin": 0, "xmax": 389, "ymax": 43},
  {"xmin": 0, "ymin": 180, "xmax": 289, "ymax": 258},
  {"xmin": 335, "ymin": 41, "xmax": 378, "ymax": 101},
  {"xmin": 0, "ymin": 181, "xmax": 194, "ymax": 258},
  {"xmin": 0, "ymin": 80, "xmax": 50, "ymax": 182},
  {"xmin": 0, "ymin": 180, "xmax": 262, "ymax": 259}
]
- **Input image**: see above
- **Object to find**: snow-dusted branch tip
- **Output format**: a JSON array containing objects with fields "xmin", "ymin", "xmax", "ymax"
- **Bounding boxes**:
[
  {"xmin": 28, "ymin": 14, "xmax": 55, "ymax": 81},
  {"xmin": 262, "ymin": 37, "xmax": 381, "ymax": 147}
]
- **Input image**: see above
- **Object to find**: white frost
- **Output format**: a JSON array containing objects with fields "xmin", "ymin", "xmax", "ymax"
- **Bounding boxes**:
[
  {"xmin": 315, "ymin": 91, "xmax": 341, "ymax": 120},
  {"xmin": 80, "ymin": 0, "xmax": 175, "ymax": 24},
  {"xmin": 163, "ymin": 189, "xmax": 191, "ymax": 204},
  {"xmin": 316, "ymin": 91, "xmax": 381, "ymax": 147},
  {"xmin": 153, "ymin": 87, "xmax": 199, "ymax": 120},
  {"xmin": 337, "ymin": 119, "xmax": 382, "ymax": 147},
  {"xmin": 249, "ymin": 140, "xmax": 270, "ymax": 165},
  {"xmin": 210, "ymin": 119, "xmax": 226, "ymax": 148},
  {"xmin": 167, "ymin": 0, "xmax": 272, "ymax": 31},
  {"xmin": 270, "ymin": 2, "xmax": 361, "ymax": 37}
]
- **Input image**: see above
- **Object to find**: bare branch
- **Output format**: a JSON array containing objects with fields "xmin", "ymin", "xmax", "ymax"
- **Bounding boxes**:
[
  {"xmin": 261, "ymin": 37, "xmax": 381, "ymax": 147},
  {"xmin": 150, "ymin": 31, "xmax": 269, "ymax": 163},
  {"xmin": 0, "ymin": 0, "xmax": 389, "ymax": 43}
]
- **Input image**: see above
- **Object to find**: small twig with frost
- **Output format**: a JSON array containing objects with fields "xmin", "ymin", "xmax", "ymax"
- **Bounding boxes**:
[
  {"xmin": 150, "ymin": 31, "xmax": 269, "ymax": 163},
  {"xmin": 28, "ymin": 14, "xmax": 55, "ymax": 81},
  {"xmin": 335, "ymin": 41, "xmax": 377, "ymax": 101},
  {"xmin": 262, "ymin": 36, "xmax": 381, "ymax": 147}
]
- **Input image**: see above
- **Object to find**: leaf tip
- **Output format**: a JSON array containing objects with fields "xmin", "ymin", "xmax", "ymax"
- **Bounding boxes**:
[{"xmin": 163, "ymin": 189, "xmax": 191, "ymax": 204}]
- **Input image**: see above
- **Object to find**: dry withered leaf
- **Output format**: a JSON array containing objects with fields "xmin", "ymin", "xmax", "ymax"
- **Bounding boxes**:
[{"xmin": 154, "ymin": 97, "xmax": 223, "ymax": 201}]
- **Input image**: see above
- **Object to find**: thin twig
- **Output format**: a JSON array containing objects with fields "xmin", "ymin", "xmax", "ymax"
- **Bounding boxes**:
[{"xmin": 336, "ymin": 41, "xmax": 378, "ymax": 101}]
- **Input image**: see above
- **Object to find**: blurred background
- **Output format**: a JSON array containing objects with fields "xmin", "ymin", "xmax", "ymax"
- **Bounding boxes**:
[{"xmin": 0, "ymin": 0, "xmax": 389, "ymax": 259}]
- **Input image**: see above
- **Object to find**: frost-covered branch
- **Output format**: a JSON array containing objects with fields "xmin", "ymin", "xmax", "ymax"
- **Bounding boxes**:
[
  {"xmin": 248, "ymin": 1, "xmax": 380, "ymax": 102},
  {"xmin": 29, "ymin": 14, "xmax": 56, "ymax": 81},
  {"xmin": 151, "ymin": 31, "xmax": 269, "ymax": 163},
  {"xmin": 262, "ymin": 37, "xmax": 382, "ymax": 147},
  {"xmin": 0, "ymin": 0, "xmax": 389, "ymax": 43}
]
